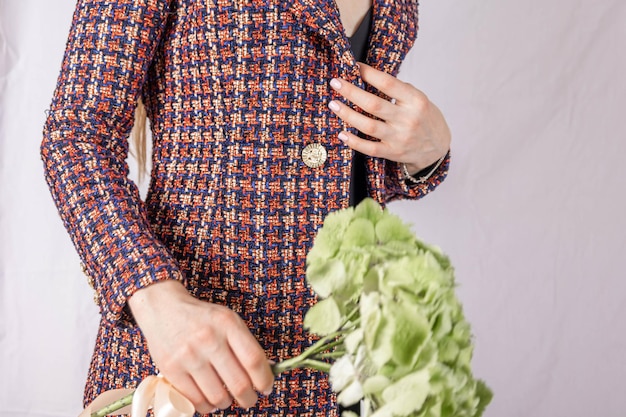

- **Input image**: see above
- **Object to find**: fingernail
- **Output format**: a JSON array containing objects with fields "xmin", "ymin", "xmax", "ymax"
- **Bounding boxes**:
[
  {"xmin": 263, "ymin": 387, "xmax": 273, "ymax": 396},
  {"xmin": 330, "ymin": 78, "xmax": 342, "ymax": 90},
  {"xmin": 328, "ymin": 101, "xmax": 340, "ymax": 112},
  {"xmin": 338, "ymin": 132, "xmax": 349, "ymax": 143}
]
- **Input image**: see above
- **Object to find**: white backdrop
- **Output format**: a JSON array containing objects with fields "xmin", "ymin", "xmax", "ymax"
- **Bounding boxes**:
[{"xmin": 1, "ymin": 0, "xmax": 625, "ymax": 416}]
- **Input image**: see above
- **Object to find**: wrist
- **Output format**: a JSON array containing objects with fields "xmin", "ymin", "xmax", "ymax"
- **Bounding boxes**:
[
  {"xmin": 128, "ymin": 280, "xmax": 189, "ymax": 321},
  {"xmin": 404, "ymin": 148, "xmax": 448, "ymax": 175},
  {"xmin": 401, "ymin": 150, "xmax": 449, "ymax": 184},
  {"xmin": 402, "ymin": 162, "xmax": 424, "ymax": 176}
]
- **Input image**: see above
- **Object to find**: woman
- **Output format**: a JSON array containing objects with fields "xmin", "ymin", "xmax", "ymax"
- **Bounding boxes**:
[{"xmin": 41, "ymin": 0, "xmax": 451, "ymax": 415}]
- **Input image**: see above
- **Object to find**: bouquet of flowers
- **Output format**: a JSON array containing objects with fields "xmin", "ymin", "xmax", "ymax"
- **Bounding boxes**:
[
  {"xmin": 275, "ymin": 198, "xmax": 492, "ymax": 417},
  {"xmin": 83, "ymin": 198, "xmax": 492, "ymax": 417}
]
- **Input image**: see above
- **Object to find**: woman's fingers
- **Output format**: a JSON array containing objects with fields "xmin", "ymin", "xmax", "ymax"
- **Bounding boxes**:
[
  {"xmin": 228, "ymin": 322, "xmax": 275, "ymax": 396},
  {"xmin": 186, "ymin": 360, "xmax": 233, "ymax": 411},
  {"xmin": 208, "ymin": 333, "xmax": 260, "ymax": 409},
  {"xmin": 161, "ymin": 371, "xmax": 219, "ymax": 414},
  {"xmin": 327, "ymin": 63, "xmax": 451, "ymax": 170},
  {"xmin": 328, "ymin": 98, "xmax": 389, "ymax": 140},
  {"xmin": 128, "ymin": 281, "xmax": 274, "ymax": 414},
  {"xmin": 329, "ymin": 76, "xmax": 396, "ymax": 120},
  {"xmin": 335, "ymin": 129, "xmax": 384, "ymax": 158},
  {"xmin": 194, "ymin": 306, "xmax": 272, "ymax": 409},
  {"xmin": 357, "ymin": 62, "xmax": 427, "ymax": 107}
]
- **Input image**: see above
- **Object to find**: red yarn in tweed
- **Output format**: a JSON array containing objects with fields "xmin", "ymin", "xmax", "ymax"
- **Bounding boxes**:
[{"xmin": 41, "ymin": 0, "xmax": 448, "ymax": 415}]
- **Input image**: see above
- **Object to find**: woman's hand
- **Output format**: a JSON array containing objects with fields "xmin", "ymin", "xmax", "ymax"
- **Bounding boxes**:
[
  {"xmin": 328, "ymin": 62, "xmax": 451, "ymax": 174},
  {"xmin": 128, "ymin": 280, "xmax": 274, "ymax": 414}
]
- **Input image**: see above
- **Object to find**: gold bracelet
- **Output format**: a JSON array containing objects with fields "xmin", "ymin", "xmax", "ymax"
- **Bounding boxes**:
[{"xmin": 401, "ymin": 152, "xmax": 447, "ymax": 184}]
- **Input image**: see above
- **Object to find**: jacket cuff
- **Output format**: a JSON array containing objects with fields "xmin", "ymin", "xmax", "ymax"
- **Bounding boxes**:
[
  {"xmin": 384, "ymin": 151, "xmax": 451, "ymax": 202},
  {"xmin": 80, "ymin": 235, "xmax": 187, "ymax": 327}
]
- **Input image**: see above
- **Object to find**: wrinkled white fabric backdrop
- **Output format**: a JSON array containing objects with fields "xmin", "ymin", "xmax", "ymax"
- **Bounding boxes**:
[{"xmin": 1, "ymin": 0, "xmax": 625, "ymax": 416}]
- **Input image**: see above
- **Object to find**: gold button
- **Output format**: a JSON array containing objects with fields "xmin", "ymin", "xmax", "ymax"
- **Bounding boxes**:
[{"xmin": 302, "ymin": 143, "xmax": 327, "ymax": 168}]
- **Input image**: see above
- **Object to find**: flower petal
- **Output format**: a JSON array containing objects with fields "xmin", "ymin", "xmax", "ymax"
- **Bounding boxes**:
[{"xmin": 304, "ymin": 297, "xmax": 342, "ymax": 335}]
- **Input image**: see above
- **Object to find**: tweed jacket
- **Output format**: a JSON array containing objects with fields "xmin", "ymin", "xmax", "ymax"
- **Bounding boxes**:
[{"xmin": 41, "ymin": 0, "xmax": 449, "ymax": 415}]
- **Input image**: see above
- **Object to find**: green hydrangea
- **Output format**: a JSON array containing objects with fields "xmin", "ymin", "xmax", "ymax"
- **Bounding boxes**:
[{"xmin": 303, "ymin": 199, "xmax": 492, "ymax": 417}]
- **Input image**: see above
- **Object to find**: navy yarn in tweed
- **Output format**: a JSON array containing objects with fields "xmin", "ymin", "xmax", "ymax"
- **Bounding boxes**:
[{"xmin": 41, "ymin": 0, "xmax": 449, "ymax": 415}]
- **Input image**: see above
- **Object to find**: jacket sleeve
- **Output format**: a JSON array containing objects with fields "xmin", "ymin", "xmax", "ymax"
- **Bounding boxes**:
[
  {"xmin": 41, "ymin": 0, "xmax": 184, "ymax": 326},
  {"xmin": 382, "ymin": 152, "xmax": 451, "ymax": 203},
  {"xmin": 362, "ymin": 0, "xmax": 450, "ymax": 203}
]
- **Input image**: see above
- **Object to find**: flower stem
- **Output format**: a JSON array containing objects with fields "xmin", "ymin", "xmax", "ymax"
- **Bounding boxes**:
[
  {"xmin": 271, "ymin": 327, "xmax": 351, "ymax": 375},
  {"xmin": 311, "ymin": 337, "xmax": 344, "ymax": 355},
  {"xmin": 298, "ymin": 359, "xmax": 332, "ymax": 373},
  {"xmin": 91, "ymin": 392, "xmax": 134, "ymax": 417},
  {"xmin": 91, "ymin": 326, "xmax": 354, "ymax": 415},
  {"xmin": 272, "ymin": 354, "xmax": 316, "ymax": 375},
  {"xmin": 318, "ymin": 350, "xmax": 346, "ymax": 360}
]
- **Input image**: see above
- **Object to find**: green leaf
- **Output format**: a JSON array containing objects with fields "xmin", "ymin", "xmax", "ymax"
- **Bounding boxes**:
[
  {"xmin": 438, "ymin": 339, "xmax": 460, "ymax": 364},
  {"xmin": 363, "ymin": 375, "xmax": 391, "ymax": 395},
  {"xmin": 334, "ymin": 251, "xmax": 370, "ymax": 301},
  {"xmin": 381, "ymin": 369, "xmax": 431, "ymax": 416},
  {"xmin": 323, "ymin": 206, "xmax": 356, "ymax": 234},
  {"xmin": 474, "ymin": 380, "xmax": 494, "ymax": 417},
  {"xmin": 304, "ymin": 297, "xmax": 342, "ymax": 335},
  {"xmin": 306, "ymin": 228, "xmax": 341, "ymax": 264},
  {"xmin": 375, "ymin": 213, "xmax": 415, "ymax": 244},
  {"xmin": 387, "ymin": 301, "xmax": 431, "ymax": 369},
  {"xmin": 452, "ymin": 321, "xmax": 471, "ymax": 343},
  {"xmin": 379, "ymin": 255, "xmax": 450, "ymax": 308},
  {"xmin": 353, "ymin": 198, "xmax": 384, "ymax": 223},
  {"xmin": 378, "ymin": 257, "xmax": 416, "ymax": 297},
  {"xmin": 344, "ymin": 328, "xmax": 364, "ymax": 355},
  {"xmin": 431, "ymin": 309, "xmax": 453, "ymax": 340},
  {"xmin": 306, "ymin": 259, "xmax": 346, "ymax": 298},
  {"xmin": 307, "ymin": 208, "xmax": 355, "ymax": 264},
  {"xmin": 362, "ymin": 266, "xmax": 381, "ymax": 294},
  {"xmin": 414, "ymin": 240, "xmax": 451, "ymax": 270},
  {"xmin": 342, "ymin": 218, "xmax": 376, "ymax": 248},
  {"xmin": 410, "ymin": 341, "xmax": 438, "ymax": 375},
  {"xmin": 361, "ymin": 292, "xmax": 394, "ymax": 369},
  {"xmin": 457, "ymin": 346, "xmax": 474, "ymax": 370},
  {"xmin": 378, "ymin": 240, "xmax": 418, "ymax": 257}
]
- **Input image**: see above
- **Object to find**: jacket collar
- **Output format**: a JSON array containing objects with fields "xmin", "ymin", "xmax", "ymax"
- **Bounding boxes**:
[
  {"xmin": 288, "ymin": 0, "xmax": 418, "ymax": 77},
  {"xmin": 289, "ymin": 0, "xmax": 353, "ymax": 68}
]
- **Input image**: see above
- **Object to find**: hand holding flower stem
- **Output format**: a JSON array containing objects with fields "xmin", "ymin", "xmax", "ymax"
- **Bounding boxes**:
[
  {"xmin": 90, "ymin": 316, "xmax": 357, "ymax": 416},
  {"xmin": 87, "ymin": 199, "xmax": 491, "ymax": 417}
]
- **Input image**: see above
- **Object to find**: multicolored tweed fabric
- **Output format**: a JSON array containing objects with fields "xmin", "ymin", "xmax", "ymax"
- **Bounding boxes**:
[{"xmin": 41, "ymin": 0, "xmax": 449, "ymax": 415}]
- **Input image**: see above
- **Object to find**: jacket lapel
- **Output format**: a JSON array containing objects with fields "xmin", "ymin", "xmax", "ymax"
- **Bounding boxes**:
[
  {"xmin": 287, "ymin": 0, "xmax": 420, "ymax": 205},
  {"xmin": 288, "ymin": 0, "xmax": 359, "ymax": 76},
  {"xmin": 288, "ymin": 0, "xmax": 418, "ymax": 77}
]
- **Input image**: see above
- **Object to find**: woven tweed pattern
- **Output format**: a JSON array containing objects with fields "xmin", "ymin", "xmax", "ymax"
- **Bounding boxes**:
[{"xmin": 41, "ymin": 0, "xmax": 447, "ymax": 415}]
